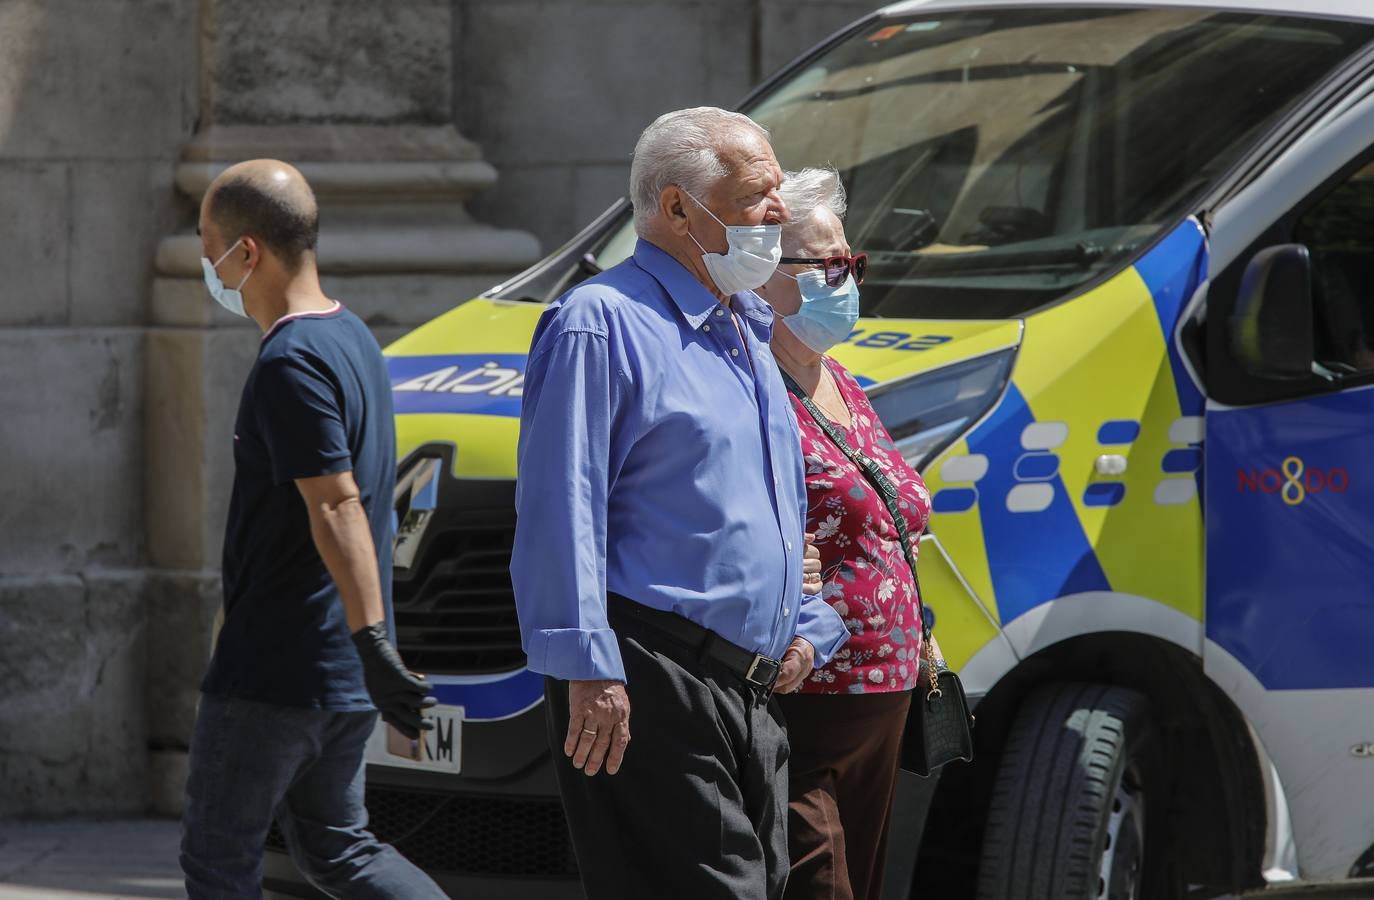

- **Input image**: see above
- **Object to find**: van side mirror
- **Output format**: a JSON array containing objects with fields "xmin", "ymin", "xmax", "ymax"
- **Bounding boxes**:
[{"xmin": 1228, "ymin": 244, "xmax": 1314, "ymax": 380}]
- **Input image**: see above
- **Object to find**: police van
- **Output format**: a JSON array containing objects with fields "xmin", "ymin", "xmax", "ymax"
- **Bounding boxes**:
[{"xmin": 263, "ymin": 1, "xmax": 1374, "ymax": 897}]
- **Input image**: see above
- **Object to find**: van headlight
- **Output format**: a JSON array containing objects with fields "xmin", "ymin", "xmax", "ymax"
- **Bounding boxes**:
[
  {"xmin": 392, "ymin": 455, "xmax": 442, "ymax": 571},
  {"xmin": 866, "ymin": 349, "xmax": 1016, "ymax": 470}
]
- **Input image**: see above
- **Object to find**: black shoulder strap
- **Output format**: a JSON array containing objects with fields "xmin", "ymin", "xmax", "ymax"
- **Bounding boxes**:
[{"xmin": 779, "ymin": 365, "xmax": 929, "ymax": 632}]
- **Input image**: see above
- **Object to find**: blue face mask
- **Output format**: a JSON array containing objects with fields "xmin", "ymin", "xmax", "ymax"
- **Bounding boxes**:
[
  {"xmin": 201, "ymin": 238, "xmax": 252, "ymax": 318},
  {"xmin": 782, "ymin": 269, "xmax": 860, "ymax": 353}
]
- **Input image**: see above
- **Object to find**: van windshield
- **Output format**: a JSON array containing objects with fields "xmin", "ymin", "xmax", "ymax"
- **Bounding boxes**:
[{"xmin": 580, "ymin": 8, "xmax": 1372, "ymax": 319}]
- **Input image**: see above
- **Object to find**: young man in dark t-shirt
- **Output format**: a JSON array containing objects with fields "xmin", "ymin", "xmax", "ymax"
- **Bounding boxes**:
[{"xmin": 179, "ymin": 160, "xmax": 446, "ymax": 899}]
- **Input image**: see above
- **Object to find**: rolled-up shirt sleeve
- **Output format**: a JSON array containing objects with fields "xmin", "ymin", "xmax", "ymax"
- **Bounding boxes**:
[
  {"xmin": 511, "ymin": 323, "xmax": 627, "ymax": 683},
  {"xmin": 794, "ymin": 585, "xmax": 849, "ymax": 667}
]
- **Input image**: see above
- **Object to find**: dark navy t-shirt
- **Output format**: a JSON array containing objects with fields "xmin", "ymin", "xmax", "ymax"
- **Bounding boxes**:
[{"xmin": 202, "ymin": 303, "xmax": 396, "ymax": 710}]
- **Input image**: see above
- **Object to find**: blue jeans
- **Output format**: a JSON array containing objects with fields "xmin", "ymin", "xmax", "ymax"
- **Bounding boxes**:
[{"xmin": 180, "ymin": 694, "xmax": 447, "ymax": 899}]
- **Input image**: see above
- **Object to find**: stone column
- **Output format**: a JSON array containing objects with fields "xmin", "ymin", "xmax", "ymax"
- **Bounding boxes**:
[
  {"xmin": 0, "ymin": 0, "xmax": 196, "ymax": 819},
  {"xmin": 144, "ymin": 0, "xmax": 539, "ymax": 813}
]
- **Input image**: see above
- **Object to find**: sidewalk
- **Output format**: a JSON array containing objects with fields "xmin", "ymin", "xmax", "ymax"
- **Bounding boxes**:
[{"xmin": 0, "ymin": 819, "xmax": 181, "ymax": 899}]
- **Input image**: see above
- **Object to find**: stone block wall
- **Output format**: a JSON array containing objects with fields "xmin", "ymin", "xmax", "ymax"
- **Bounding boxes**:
[
  {"xmin": 0, "ymin": 0, "xmax": 197, "ymax": 816},
  {"xmin": 0, "ymin": 0, "xmax": 885, "ymax": 816},
  {"xmin": 457, "ymin": 0, "xmax": 884, "ymax": 251},
  {"xmin": 140, "ymin": 0, "xmax": 542, "ymax": 815}
]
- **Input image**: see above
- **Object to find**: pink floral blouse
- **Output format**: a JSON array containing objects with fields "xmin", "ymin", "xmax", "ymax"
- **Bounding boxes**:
[{"xmin": 793, "ymin": 357, "xmax": 932, "ymax": 694}]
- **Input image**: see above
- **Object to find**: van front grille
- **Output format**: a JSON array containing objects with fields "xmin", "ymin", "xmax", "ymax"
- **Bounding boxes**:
[
  {"xmin": 265, "ymin": 785, "xmax": 578, "ymax": 878},
  {"xmin": 392, "ymin": 525, "xmax": 525, "ymax": 675}
]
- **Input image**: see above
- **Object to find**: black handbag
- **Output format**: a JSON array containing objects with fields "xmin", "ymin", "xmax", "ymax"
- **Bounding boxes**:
[
  {"xmin": 907, "ymin": 616, "xmax": 975, "ymax": 776},
  {"xmin": 779, "ymin": 367, "xmax": 974, "ymax": 777}
]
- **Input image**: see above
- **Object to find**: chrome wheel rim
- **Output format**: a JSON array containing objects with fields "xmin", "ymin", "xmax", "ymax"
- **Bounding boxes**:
[{"xmin": 1098, "ymin": 764, "xmax": 1145, "ymax": 900}]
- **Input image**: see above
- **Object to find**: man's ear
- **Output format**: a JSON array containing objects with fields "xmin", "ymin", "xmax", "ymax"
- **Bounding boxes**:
[
  {"xmin": 661, "ymin": 186, "xmax": 690, "ymax": 236},
  {"xmin": 240, "ymin": 235, "xmax": 262, "ymax": 269}
]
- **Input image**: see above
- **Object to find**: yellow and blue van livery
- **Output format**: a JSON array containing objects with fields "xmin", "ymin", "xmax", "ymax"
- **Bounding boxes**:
[
  {"xmin": 875, "ymin": 218, "xmax": 1210, "ymax": 668},
  {"xmin": 259, "ymin": 2, "xmax": 1374, "ymax": 898}
]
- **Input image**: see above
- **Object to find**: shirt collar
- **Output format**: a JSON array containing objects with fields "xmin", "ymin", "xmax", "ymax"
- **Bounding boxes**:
[
  {"xmin": 262, "ymin": 299, "xmax": 343, "ymax": 342},
  {"xmin": 632, "ymin": 239, "xmax": 720, "ymax": 330},
  {"xmin": 731, "ymin": 288, "xmax": 778, "ymax": 333},
  {"xmin": 632, "ymin": 238, "xmax": 778, "ymax": 340}
]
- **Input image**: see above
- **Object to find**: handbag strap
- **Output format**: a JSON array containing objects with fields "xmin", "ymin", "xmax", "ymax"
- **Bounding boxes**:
[{"xmin": 778, "ymin": 365, "xmax": 943, "ymax": 693}]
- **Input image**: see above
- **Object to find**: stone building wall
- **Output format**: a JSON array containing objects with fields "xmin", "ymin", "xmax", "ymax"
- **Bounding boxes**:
[
  {"xmin": 0, "ymin": 0, "xmax": 197, "ymax": 816},
  {"xmin": 458, "ymin": 0, "xmax": 882, "ymax": 251},
  {"xmin": 0, "ymin": 0, "xmax": 881, "ymax": 817}
]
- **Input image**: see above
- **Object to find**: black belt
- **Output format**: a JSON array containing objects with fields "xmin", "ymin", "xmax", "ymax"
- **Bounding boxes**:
[{"xmin": 607, "ymin": 593, "xmax": 782, "ymax": 694}]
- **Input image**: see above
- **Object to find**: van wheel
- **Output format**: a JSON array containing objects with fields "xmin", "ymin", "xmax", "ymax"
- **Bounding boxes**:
[{"xmin": 976, "ymin": 683, "xmax": 1164, "ymax": 900}]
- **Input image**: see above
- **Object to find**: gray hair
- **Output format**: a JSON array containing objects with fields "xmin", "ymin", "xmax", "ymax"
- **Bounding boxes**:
[
  {"xmin": 630, "ymin": 107, "xmax": 770, "ymax": 233},
  {"xmin": 778, "ymin": 167, "xmax": 847, "ymax": 225}
]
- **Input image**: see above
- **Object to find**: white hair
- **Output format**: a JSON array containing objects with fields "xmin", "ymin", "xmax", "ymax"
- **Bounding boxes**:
[
  {"xmin": 630, "ymin": 107, "xmax": 770, "ymax": 233},
  {"xmin": 778, "ymin": 167, "xmax": 847, "ymax": 225}
]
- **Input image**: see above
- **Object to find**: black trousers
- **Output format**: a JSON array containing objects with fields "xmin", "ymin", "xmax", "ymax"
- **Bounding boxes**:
[{"xmin": 545, "ymin": 612, "xmax": 790, "ymax": 900}]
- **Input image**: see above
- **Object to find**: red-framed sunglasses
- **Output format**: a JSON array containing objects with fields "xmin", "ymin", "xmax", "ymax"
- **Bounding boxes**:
[{"xmin": 780, "ymin": 253, "xmax": 868, "ymax": 287}]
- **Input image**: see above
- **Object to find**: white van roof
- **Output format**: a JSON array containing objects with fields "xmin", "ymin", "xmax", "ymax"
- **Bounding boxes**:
[{"xmin": 880, "ymin": 0, "xmax": 1374, "ymax": 23}]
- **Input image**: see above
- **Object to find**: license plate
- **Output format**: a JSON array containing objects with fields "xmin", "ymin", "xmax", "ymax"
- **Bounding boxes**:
[{"xmin": 365, "ymin": 704, "xmax": 463, "ymax": 774}]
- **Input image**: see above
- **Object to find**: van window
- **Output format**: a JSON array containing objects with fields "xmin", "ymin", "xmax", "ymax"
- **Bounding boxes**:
[
  {"xmin": 568, "ymin": 9, "xmax": 1371, "ymax": 320},
  {"xmin": 1297, "ymin": 161, "xmax": 1374, "ymax": 374}
]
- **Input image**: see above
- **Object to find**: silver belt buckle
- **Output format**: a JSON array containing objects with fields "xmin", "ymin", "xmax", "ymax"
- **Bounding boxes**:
[{"xmin": 745, "ymin": 654, "xmax": 780, "ymax": 688}]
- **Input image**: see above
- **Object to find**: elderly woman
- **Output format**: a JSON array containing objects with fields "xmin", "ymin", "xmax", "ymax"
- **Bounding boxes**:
[{"xmin": 756, "ymin": 168, "xmax": 934, "ymax": 900}]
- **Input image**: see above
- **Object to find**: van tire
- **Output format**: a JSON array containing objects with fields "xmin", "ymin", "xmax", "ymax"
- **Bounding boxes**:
[{"xmin": 975, "ymin": 682, "xmax": 1163, "ymax": 900}]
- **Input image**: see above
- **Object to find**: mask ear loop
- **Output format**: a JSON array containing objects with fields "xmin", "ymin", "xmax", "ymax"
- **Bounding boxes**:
[
  {"xmin": 211, "ymin": 237, "xmax": 244, "ymax": 269},
  {"xmin": 681, "ymin": 188, "xmax": 727, "ymax": 229},
  {"xmin": 777, "ymin": 265, "xmax": 805, "ymax": 320},
  {"xmin": 681, "ymin": 187, "xmax": 732, "ymax": 259},
  {"xmin": 211, "ymin": 237, "xmax": 254, "ymax": 291}
]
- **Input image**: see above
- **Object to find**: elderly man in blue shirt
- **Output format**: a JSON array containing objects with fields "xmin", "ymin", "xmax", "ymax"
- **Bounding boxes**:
[{"xmin": 511, "ymin": 106, "xmax": 850, "ymax": 900}]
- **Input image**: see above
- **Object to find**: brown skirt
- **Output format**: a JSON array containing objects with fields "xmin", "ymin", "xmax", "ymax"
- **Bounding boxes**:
[{"xmin": 777, "ymin": 690, "xmax": 913, "ymax": 900}]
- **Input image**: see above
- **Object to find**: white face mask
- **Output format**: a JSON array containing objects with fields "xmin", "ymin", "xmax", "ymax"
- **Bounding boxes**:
[
  {"xmin": 201, "ymin": 238, "xmax": 252, "ymax": 318},
  {"xmin": 682, "ymin": 188, "xmax": 782, "ymax": 295}
]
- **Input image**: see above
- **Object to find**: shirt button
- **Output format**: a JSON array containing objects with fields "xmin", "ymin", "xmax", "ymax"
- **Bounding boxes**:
[
  {"xmin": 703, "ymin": 324, "xmax": 711, "ymax": 332},
  {"xmin": 786, "ymin": 541, "xmax": 793, "ymax": 551},
  {"xmin": 731, "ymin": 348, "xmax": 740, "ymax": 357},
  {"xmin": 716, "ymin": 309, "xmax": 726, "ymax": 317},
  {"xmin": 783, "ymin": 607, "xmax": 791, "ymax": 617}
]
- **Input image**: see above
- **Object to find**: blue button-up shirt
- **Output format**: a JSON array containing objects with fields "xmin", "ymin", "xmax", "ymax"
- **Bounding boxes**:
[{"xmin": 511, "ymin": 239, "xmax": 849, "ymax": 683}]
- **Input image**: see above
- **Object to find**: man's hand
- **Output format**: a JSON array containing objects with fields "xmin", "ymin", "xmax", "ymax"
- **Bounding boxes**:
[
  {"xmin": 802, "ymin": 532, "xmax": 823, "ymax": 596},
  {"xmin": 775, "ymin": 637, "xmax": 816, "ymax": 694},
  {"xmin": 351, "ymin": 623, "xmax": 437, "ymax": 738},
  {"xmin": 566, "ymin": 679, "xmax": 631, "ymax": 776}
]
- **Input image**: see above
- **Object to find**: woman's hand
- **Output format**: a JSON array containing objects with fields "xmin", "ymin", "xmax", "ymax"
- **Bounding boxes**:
[
  {"xmin": 926, "ymin": 632, "xmax": 945, "ymax": 666},
  {"xmin": 775, "ymin": 637, "xmax": 816, "ymax": 693},
  {"xmin": 802, "ymin": 532, "xmax": 823, "ymax": 596}
]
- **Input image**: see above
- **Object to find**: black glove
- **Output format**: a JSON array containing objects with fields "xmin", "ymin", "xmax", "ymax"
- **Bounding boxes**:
[{"xmin": 351, "ymin": 622, "xmax": 437, "ymax": 739}]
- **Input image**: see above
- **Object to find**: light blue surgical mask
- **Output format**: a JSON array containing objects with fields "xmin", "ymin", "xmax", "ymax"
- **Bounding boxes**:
[
  {"xmin": 782, "ymin": 269, "xmax": 860, "ymax": 354},
  {"xmin": 201, "ymin": 238, "xmax": 252, "ymax": 318}
]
